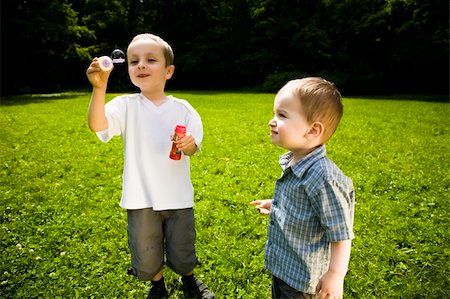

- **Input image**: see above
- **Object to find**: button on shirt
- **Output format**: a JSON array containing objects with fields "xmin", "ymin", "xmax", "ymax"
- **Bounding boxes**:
[{"xmin": 265, "ymin": 145, "xmax": 355, "ymax": 294}]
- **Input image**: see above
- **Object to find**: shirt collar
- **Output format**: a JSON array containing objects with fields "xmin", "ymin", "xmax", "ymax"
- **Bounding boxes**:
[{"xmin": 279, "ymin": 145, "xmax": 326, "ymax": 178}]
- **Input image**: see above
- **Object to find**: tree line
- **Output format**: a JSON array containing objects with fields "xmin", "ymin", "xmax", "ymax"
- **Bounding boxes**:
[{"xmin": 1, "ymin": 0, "xmax": 448, "ymax": 95}]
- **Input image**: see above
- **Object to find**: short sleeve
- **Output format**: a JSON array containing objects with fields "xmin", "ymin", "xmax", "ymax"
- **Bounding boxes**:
[
  {"xmin": 313, "ymin": 179, "xmax": 355, "ymax": 242},
  {"xmin": 187, "ymin": 108, "xmax": 203, "ymax": 151},
  {"xmin": 96, "ymin": 128, "xmax": 111, "ymax": 142},
  {"xmin": 174, "ymin": 98, "xmax": 203, "ymax": 151}
]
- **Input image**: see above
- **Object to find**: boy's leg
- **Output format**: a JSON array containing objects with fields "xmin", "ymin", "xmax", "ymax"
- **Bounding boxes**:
[
  {"xmin": 127, "ymin": 208, "xmax": 165, "ymax": 280},
  {"xmin": 128, "ymin": 209, "xmax": 169, "ymax": 299},
  {"xmin": 272, "ymin": 276, "xmax": 315, "ymax": 299},
  {"xmin": 163, "ymin": 208, "xmax": 197, "ymax": 274},
  {"xmin": 164, "ymin": 208, "xmax": 215, "ymax": 299}
]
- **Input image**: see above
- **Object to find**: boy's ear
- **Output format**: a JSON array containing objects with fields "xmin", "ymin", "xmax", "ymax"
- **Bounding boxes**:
[
  {"xmin": 166, "ymin": 65, "xmax": 175, "ymax": 80},
  {"xmin": 306, "ymin": 122, "xmax": 324, "ymax": 139}
]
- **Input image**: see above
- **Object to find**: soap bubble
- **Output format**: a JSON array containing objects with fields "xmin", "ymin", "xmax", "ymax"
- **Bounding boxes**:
[{"xmin": 111, "ymin": 49, "xmax": 125, "ymax": 64}]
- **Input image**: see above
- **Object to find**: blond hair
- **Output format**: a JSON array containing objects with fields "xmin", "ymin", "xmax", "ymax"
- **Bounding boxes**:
[
  {"xmin": 128, "ymin": 33, "xmax": 174, "ymax": 66},
  {"xmin": 281, "ymin": 77, "xmax": 343, "ymax": 142}
]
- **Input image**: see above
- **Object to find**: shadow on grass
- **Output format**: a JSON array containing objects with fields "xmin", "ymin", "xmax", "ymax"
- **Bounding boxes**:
[{"xmin": 0, "ymin": 92, "xmax": 90, "ymax": 106}]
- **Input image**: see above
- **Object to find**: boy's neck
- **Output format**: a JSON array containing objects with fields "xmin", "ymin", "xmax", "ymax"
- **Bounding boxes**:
[{"xmin": 289, "ymin": 144, "xmax": 322, "ymax": 166}]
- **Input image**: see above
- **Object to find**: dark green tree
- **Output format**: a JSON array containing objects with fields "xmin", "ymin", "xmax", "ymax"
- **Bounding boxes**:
[
  {"xmin": 1, "ymin": 0, "xmax": 95, "ymax": 94},
  {"xmin": 1, "ymin": 0, "xmax": 447, "ymax": 94}
]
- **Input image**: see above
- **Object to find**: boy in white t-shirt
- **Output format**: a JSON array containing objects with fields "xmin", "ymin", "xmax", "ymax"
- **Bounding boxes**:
[{"xmin": 86, "ymin": 33, "xmax": 215, "ymax": 299}]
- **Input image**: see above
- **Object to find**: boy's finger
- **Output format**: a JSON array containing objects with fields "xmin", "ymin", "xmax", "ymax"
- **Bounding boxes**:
[{"xmin": 258, "ymin": 208, "xmax": 270, "ymax": 215}]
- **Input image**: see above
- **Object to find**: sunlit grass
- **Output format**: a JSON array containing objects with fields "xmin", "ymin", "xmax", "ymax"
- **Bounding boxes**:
[{"xmin": 1, "ymin": 92, "xmax": 449, "ymax": 298}]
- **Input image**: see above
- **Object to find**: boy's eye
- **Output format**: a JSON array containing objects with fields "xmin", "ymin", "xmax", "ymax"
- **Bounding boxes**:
[
  {"xmin": 148, "ymin": 58, "xmax": 156, "ymax": 62},
  {"xmin": 130, "ymin": 60, "xmax": 138, "ymax": 65}
]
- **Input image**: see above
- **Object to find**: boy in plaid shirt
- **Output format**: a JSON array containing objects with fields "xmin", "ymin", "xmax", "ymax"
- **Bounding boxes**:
[{"xmin": 251, "ymin": 77, "xmax": 355, "ymax": 299}]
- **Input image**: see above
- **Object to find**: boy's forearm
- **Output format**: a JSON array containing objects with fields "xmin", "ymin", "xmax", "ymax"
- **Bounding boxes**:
[
  {"xmin": 328, "ymin": 240, "xmax": 352, "ymax": 276},
  {"xmin": 88, "ymin": 87, "xmax": 108, "ymax": 132}
]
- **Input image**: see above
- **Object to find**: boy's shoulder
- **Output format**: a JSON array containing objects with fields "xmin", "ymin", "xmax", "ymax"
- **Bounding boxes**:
[
  {"xmin": 168, "ymin": 95, "xmax": 199, "ymax": 114},
  {"xmin": 290, "ymin": 147, "xmax": 351, "ymax": 189},
  {"xmin": 303, "ymin": 156, "xmax": 353, "ymax": 194},
  {"xmin": 169, "ymin": 95, "xmax": 191, "ymax": 106},
  {"xmin": 310, "ymin": 156, "xmax": 347, "ymax": 179}
]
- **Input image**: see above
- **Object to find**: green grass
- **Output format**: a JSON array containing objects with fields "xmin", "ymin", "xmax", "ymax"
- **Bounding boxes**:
[{"xmin": 1, "ymin": 91, "xmax": 449, "ymax": 298}]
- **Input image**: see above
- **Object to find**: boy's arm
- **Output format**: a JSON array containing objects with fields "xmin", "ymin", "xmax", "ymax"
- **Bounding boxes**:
[
  {"xmin": 86, "ymin": 58, "xmax": 111, "ymax": 132},
  {"xmin": 315, "ymin": 240, "xmax": 352, "ymax": 299},
  {"xmin": 88, "ymin": 87, "xmax": 108, "ymax": 132}
]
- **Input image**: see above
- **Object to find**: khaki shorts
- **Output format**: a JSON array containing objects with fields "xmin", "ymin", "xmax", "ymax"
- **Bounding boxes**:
[{"xmin": 127, "ymin": 208, "xmax": 197, "ymax": 280}]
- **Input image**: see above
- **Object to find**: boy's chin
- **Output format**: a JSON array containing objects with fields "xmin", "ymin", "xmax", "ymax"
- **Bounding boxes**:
[{"xmin": 269, "ymin": 139, "xmax": 281, "ymax": 147}]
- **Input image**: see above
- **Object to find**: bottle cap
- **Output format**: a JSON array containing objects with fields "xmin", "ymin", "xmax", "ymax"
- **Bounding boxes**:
[{"xmin": 175, "ymin": 125, "xmax": 186, "ymax": 135}]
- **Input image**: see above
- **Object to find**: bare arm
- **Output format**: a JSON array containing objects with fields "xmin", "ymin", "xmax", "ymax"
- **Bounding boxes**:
[
  {"xmin": 316, "ymin": 240, "xmax": 352, "ymax": 299},
  {"xmin": 86, "ymin": 58, "xmax": 111, "ymax": 132},
  {"xmin": 88, "ymin": 87, "xmax": 108, "ymax": 132},
  {"xmin": 328, "ymin": 240, "xmax": 352, "ymax": 277}
]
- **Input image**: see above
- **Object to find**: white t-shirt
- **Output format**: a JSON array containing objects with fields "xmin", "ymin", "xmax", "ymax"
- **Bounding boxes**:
[{"xmin": 96, "ymin": 93, "xmax": 203, "ymax": 210}]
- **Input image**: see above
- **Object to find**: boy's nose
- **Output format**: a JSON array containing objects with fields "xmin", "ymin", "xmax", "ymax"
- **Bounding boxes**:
[{"xmin": 268, "ymin": 118, "xmax": 276, "ymax": 127}]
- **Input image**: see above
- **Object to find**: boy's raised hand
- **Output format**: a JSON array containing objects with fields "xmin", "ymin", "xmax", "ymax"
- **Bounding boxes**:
[
  {"xmin": 86, "ymin": 58, "xmax": 113, "ymax": 88},
  {"xmin": 249, "ymin": 199, "xmax": 272, "ymax": 215}
]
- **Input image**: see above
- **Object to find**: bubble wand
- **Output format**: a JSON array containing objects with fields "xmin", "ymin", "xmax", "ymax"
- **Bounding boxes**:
[{"xmin": 98, "ymin": 49, "xmax": 126, "ymax": 72}]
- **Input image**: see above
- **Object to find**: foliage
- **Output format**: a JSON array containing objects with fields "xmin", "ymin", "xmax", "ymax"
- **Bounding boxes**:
[
  {"xmin": 1, "ymin": 1, "xmax": 95, "ymax": 93},
  {"xmin": 1, "ymin": 91, "xmax": 449, "ymax": 298},
  {"xmin": 1, "ymin": 0, "xmax": 448, "ymax": 94},
  {"xmin": 259, "ymin": 71, "xmax": 309, "ymax": 93}
]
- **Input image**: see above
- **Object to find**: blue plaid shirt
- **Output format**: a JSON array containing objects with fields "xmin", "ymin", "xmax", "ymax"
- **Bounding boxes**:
[{"xmin": 265, "ymin": 145, "xmax": 355, "ymax": 294}]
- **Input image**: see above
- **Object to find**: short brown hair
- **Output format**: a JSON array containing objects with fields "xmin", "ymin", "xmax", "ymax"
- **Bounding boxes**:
[
  {"xmin": 281, "ymin": 77, "xmax": 343, "ymax": 142},
  {"xmin": 128, "ymin": 33, "xmax": 174, "ymax": 66}
]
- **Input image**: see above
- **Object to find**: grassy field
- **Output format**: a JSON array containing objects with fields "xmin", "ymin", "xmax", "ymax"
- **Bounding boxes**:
[{"xmin": 1, "ymin": 91, "xmax": 449, "ymax": 298}]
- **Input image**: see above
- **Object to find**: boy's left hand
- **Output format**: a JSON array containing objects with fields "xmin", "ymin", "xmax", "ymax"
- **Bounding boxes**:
[
  {"xmin": 249, "ymin": 200, "xmax": 272, "ymax": 215},
  {"xmin": 174, "ymin": 132, "xmax": 197, "ymax": 156},
  {"xmin": 315, "ymin": 270, "xmax": 344, "ymax": 299}
]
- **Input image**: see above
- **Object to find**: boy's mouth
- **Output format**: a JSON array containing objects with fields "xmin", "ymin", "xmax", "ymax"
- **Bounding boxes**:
[{"xmin": 137, "ymin": 74, "xmax": 149, "ymax": 78}]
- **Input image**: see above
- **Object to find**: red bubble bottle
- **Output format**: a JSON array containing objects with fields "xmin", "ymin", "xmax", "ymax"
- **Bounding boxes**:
[{"xmin": 169, "ymin": 125, "xmax": 186, "ymax": 160}]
